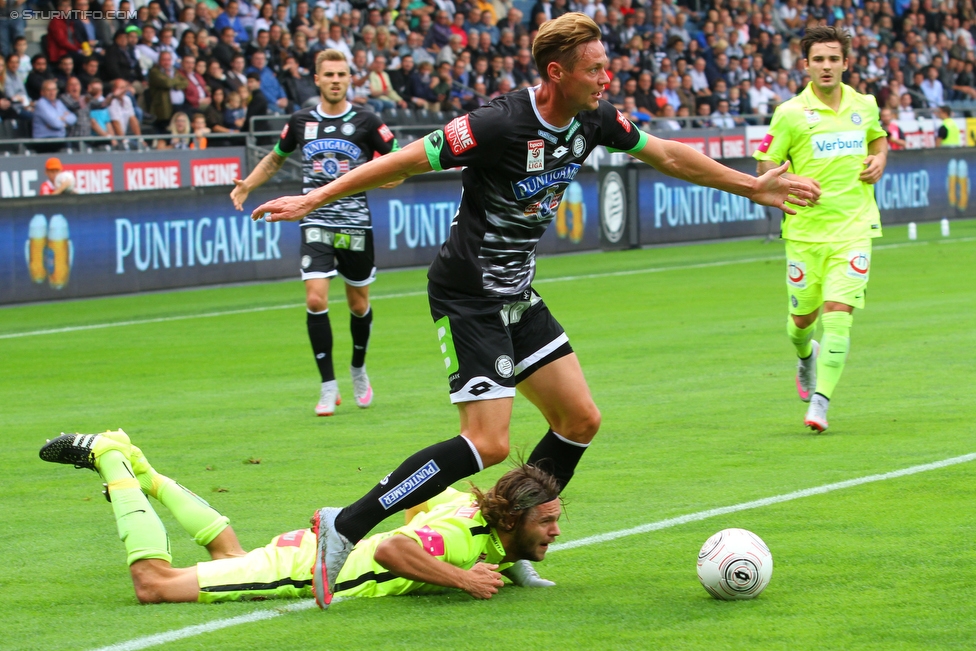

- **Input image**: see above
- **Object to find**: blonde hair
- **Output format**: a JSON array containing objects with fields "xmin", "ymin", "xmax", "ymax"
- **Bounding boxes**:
[
  {"xmin": 168, "ymin": 111, "xmax": 191, "ymax": 135},
  {"xmin": 315, "ymin": 48, "xmax": 350, "ymax": 73},
  {"xmin": 532, "ymin": 12, "xmax": 601, "ymax": 81}
]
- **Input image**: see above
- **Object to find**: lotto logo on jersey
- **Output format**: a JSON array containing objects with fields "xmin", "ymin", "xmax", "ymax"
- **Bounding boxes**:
[
  {"xmin": 787, "ymin": 260, "xmax": 807, "ymax": 288},
  {"xmin": 378, "ymin": 124, "xmax": 394, "ymax": 142},
  {"xmin": 445, "ymin": 114, "xmax": 476, "ymax": 155},
  {"xmin": 616, "ymin": 110, "xmax": 632, "ymax": 133},
  {"xmin": 847, "ymin": 251, "xmax": 870, "ymax": 279},
  {"xmin": 526, "ymin": 139, "xmax": 545, "ymax": 171},
  {"xmin": 757, "ymin": 133, "xmax": 774, "ymax": 153}
]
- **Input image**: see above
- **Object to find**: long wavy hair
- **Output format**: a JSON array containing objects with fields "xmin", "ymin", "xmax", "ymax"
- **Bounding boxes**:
[{"xmin": 470, "ymin": 464, "xmax": 561, "ymax": 532}]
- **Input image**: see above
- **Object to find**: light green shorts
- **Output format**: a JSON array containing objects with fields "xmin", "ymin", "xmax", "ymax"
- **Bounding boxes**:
[
  {"xmin": 784, "ymin": 239, "xmax": 872, "ymax": 315},
  {"xmin": 196, "ymin": 529, "xmax": 315, "ymax": 603}
]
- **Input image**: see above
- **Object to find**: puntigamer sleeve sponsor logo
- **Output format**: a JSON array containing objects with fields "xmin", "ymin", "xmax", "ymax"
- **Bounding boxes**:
[{"xmin": 811, "ymin": 131, "xmax": 866, "ymax": 158}]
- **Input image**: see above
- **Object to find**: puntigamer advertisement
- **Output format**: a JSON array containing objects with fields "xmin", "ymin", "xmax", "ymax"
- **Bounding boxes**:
[{"xmin": 0, "ymin": 149, "xmax": 970, "ymax": 304}]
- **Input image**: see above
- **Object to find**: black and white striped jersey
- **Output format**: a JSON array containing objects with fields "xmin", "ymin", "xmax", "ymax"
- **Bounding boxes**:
[
  {"xmin": 423, "ymin": 87, "xmax": 644, "ymax": 297},
  {"xmin": 275, "ymin": 104, "xmax": 398, "ymax": 229}
]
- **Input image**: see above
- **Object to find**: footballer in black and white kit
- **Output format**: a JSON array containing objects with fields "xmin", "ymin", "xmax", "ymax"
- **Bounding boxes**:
[
  {"xmin": 232, "ymin": 49, "xmax": 398, "ymax": 417},
  {"xmin": 423, "ymin": 87, "xmax": 643, "ymax": 403},
  {"xmin": 253, "ymin": 17, "xmax": 812, "ymax": 594}
]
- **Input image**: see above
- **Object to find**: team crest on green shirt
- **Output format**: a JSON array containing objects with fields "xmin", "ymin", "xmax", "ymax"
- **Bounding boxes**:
[{"xmin": 851, "ymin": 112, "xmax": 862, "ymax": 125}]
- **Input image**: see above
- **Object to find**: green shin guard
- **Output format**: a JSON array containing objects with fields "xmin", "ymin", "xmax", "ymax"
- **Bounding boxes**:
[
  {"xmin": 100, "ymin": 452, "xmax": 172, "ymax": 565},
  {"xmin": 155, "ymin": 476, "xmax": 230, "ymax": 546},
  {"xmin": 787, "ymin": 317, "xmax": 816, "ymax": 358},
  {"xmin": 816, "ymin": 311, "xmax": 853, "ymax": 399}
]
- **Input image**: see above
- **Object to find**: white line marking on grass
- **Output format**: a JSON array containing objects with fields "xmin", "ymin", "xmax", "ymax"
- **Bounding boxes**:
[
  {"xmin": 88, "ymin": 452, "xmax": 976, "ymax": 651},
  {"xmin": 5, "ymin": 235, "xmax": 972, "ymax": 341},
  {"xmin": 549, "ymin": 451, "xmax": 976, "ymax": 552}
]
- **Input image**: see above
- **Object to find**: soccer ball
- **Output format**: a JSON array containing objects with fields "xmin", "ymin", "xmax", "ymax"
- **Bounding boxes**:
[
  {"xmin": 55, "ymin": 171, "xmax": 76, "ymax": 193},
  {"xmin": 697, "ymin": 528, "xmax": 773, "ymax": 600}
]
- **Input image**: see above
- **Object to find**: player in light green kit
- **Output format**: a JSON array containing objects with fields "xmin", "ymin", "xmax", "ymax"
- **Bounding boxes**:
[
  {"xmin": 38, "ymin": 430, "xmax": 559, "ymax": 606},
  {"xmin": 754, "ymin": 26, "xmax": 888, "ymax": 433}
]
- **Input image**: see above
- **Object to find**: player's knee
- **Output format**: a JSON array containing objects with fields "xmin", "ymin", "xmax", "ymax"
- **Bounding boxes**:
[
  {"xmin": 306, "ymin": 295, "xmax": 328, "ymax": 313},
  {"xmin": 473, "ymin": 437, "xmax": 510, "ymax": 467},
  {"xmin": 130, "ymin": 566, "xmax": 167, "ymax": 604},
  {"xmin": 566, "ymin": 404, "xmax": 601, "ymax": 443}
]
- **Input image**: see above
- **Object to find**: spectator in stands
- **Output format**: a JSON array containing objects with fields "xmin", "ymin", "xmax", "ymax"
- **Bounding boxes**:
[
  {"xmin": 33, "ymin": 79, "xmax": 76, "ymax": 149},
  {"xmin": 436, "ymin": 34, "xmax": 465, "ymax": 67},
  {"xmin": 656, "ymin": 103, "xmax": 683, "ymax": 131},
  {"xmin": 246, "ymin": 29, "xmax": 274, "ymax": 71},
  {"xmin": 103, "ymin": 28, "xmax": 142, "ymax": 85},
  {"xmin": 178, "ymin": 54, "xmax": 211, "ymax": 112},
  {"xmin": 77, "ymin": 56, "xmax": 99, "ymax": 90},
  {"xmin": 949, "ymin": 57, "xmax": 976, "ymax": 100},
  {"xmin": 710, "ymin": 98, "xmax": 738, "ymax": 129},
  {"xmin": 242, "ymin": 71, "xmax": 268, "ymax": 125},
  {"xmin": 54, "ymin": 56, "xmax": 74, "ymax": 92},
  {"xmin": 676, "ymin": 74, "xmax": 696, "ymax": 113},
  {"xmin": 205, "ymin": 58, "xmax": 233, "ymax": 94},
  {"xmin": 84, "ymin": 78, "xmax": 115, "ymax": 143},
  {"xmin": 177, "ymin": 30, "xmax": 200, "ymax": 61},
  {"xmin": 727, "ymin": 84, "xmax": 751, "ymax": 120},
  {"xmin": 368, "ymin": 55, "xmax": 406, "ymax": 110},
  {"xmin": 246, "ymin": 50, "xmax": 289, "ymax": 113},
  {"xmin": 278, "ymin": 53, "xmax": 317, "ymax": 108},
  {"xmin": 149, "ymin": 51, "xmax": 188, "ymax": 131},
  {"xmin": 603, "ymin": 76, "xmax": 624, "ymax": 108},
  {"xmin": 11, "ymin": 36, "xmax": 29, "ymax": 81},
  {"xmin": 0, "ymin": 0, "xmax": 26, "ymax": 59},
  {"xmin": 215, "ymin": 0, "xmax": 249, "ymax": 46},
  {"xmin": 193, "ymin": 3, "xmax": 217, "ymax": 44},
  {"xmin": 921, "ymin": 65, "xmax": 945, "ymax": 107},
  {"xmin": 107, "ymin": 78, "xmax": 141, "ymax": 139},
  {"xmin": 770, "ymin": 70, "xmax": 794, "ymax": 103},
  {"xmin": 4, "ymin": 53, "xmax": 29, "ymax": 115},
  {"xmin": 175, "ymin": 6, "xmax": 197, "ymax": 43},
  {"xmin": 621, "ymin": 95, "xmax": 650, "ymax": 127},
  {"xmin": 157, "ymin": 110, "xmax": 191, "ymax": 148},
  {"xmin": 223, "ymin": 84, "xmax": 246, "ymax": 130},
  {"xmin": 47, "ymin": 0, "xmax": 82, "ymax": 67},
  {"xmin": 880, "ymin": 107, "xmax": 906, "ymax": 151},
  {"xmin": 26, "ymin": 55, "xmax": 55, "ymax": 101},
  {"xmin": 203, "ymin": 85, "xmax": 230, "ymax": 133},
  {"xmin": 60, "ymin": 75, "xmax": 92, "ymax": 138},
  {"xmin": 213, "ymin": 28, "xmax": 242, "ymax": 71},
  {"xmin": 747, "ymin": 74, "xmax": 778, "ymax": 119},
  {"xmin": 133, "ymin": 26, "xmax": 161, "ymax": 78},
  {"xmin": 289, "ymin": 30, "xmax": 313, "ymax": 71},
  {"xmin": 228, "ymin": 53, "xmax": 248, "ymax": 90},
  {"xmin": 512, "ymin": 48, "xmax": 537, "ymax": 87}
]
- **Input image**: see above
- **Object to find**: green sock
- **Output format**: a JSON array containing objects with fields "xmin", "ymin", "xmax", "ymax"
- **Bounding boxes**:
[
  {"xmin": 154, "ymin": 475, "xmax": 230, "ymax": 547},
  {"xmin": 99, "ymin": 451, "xmax": 172, "ymax": 566},
  {"xmin": 816, "ymin": 311, "xmax": 853, "ymax": 399},
  {"xmin": 787, "ymin": 317, "xmax": 816, "ymax": 358}
]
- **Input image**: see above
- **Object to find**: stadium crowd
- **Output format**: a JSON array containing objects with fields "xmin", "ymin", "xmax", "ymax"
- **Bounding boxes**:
[{"xmin": 2, "ymin": 0, "xmax": 975, "ymax": 149}]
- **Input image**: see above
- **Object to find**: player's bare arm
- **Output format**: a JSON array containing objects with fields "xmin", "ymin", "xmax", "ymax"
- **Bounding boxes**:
[
  {"xmin": 231, "ymin": 149, "xmax": 288, "ymax": 210},
  {"xmin": 859, "ymin": 136, "xmax": 888, "ymax": 184},
  {"xmin": 634, "ymin": 136, "xmax": 820, "ymax": 215},
  {"xmin": 373, "ymin": 534, "xmax": 504, "ymax": 599},
  {"xmin": 251, "ymin": 139, "xmax": 432, "ymax": 222}
]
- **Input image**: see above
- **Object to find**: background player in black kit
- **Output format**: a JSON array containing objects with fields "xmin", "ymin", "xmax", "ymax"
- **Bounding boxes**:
[
  {"xmin": 253, "ymin": 14, "xmax": 818, "ymax": 608},
  {"xmin": 232, "ymin": 50, "xmax": 399, "ymax": 417}
]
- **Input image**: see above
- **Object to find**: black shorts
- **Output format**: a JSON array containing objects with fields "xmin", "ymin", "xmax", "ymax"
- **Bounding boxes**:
[
  {"xmin": 299, "ymin": 225, "xmax": 376, "ymax": 286},
  {"xmin": 428, "ymin": 281, "xmax": 574, "ymax": 404}
]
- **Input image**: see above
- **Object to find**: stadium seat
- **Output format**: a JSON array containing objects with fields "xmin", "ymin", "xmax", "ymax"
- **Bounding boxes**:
[{"xmin": 381, "ymin": 108, "xmax": 401, "ymax": 125}]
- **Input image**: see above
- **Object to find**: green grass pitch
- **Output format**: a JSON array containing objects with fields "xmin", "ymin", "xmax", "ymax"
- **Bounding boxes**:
[{"xmin": 2, "ymin": 220, "xmax": 974, "ymax": 651}]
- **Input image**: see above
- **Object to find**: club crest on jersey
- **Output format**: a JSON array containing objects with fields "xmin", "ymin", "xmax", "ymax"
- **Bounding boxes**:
[
  {"xmin": 304, "ymin": 122, "xmax": 319, "ymax": 139},
  {"xmin": 615, "ymin": 110, "xmax": 632, "ymax": 133},
  {"xmin": 378, "ymin": 124, "xmax": 394, "ymax": 142},
  {"xmin": 341, "ymin": 122, "xmax": 356, "ymax": 135},
  {"xmin": 526, "ymin": 139, "xmax": 545, "ymax": 171},
  {"xmin": 572, "ymin": 134, "xmax": 586, "ymax": 158},
  {"xmin": 787, "ymin": 260, "xmax": 807, "ymax": 288},
  {"xmin": 847, "ymin": 251, "xmax": 870, "ymax": 279},
  {"xmin": 303, "ymin": 138, "xmax": 362, "ymax": 159},
  {"xmin": 445, "ymin": 114, "xmax": 476, "ymax": 155},
  {"xmin": 512, "ymin": 163, "xmax": 581, "ymax": 200},
  {"xmin": 851, "ymin": 112, "xmax": 862, "ymax": 125}
]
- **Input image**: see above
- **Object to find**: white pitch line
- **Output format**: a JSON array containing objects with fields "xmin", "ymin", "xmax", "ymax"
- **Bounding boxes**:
[
  {"xmin": 7, "ymin": 235, "xmax": 969, "ymax": 341},
  {"xmin": 88, "ymin": 452, "xmax": 976, "ymax": 651}
]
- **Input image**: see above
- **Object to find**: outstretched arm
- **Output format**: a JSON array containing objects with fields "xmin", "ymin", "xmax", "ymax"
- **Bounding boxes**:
[
  {"xmin": 634, "ymin": 134, "xmax": 820, "ymax": 214},
  {"xmin": 251, "ymin": 138, "xmax": 433, "ymax": 222},
  {"xmin": 373, "ymin": 534, "xmax": 504, "ymax": 599},
  {"xmin": 231, "ymin": 149, "xmax": 288, "ymax": 210}
]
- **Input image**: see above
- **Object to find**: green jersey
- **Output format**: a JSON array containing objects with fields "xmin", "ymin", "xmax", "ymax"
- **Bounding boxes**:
[
  {"xmin": 754, "ymin": 83, "xmax": 886, "ymax": 242},
  {"xmin": 334, "ymin": 488, "xmax": 512, "ymax": 598}
]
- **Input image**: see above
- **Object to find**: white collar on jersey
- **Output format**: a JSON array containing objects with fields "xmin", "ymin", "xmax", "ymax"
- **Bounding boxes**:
[
  {"xmin": 313, "ymin": 101, "xmax": 353, "ymax": 121},
  {"xmin": 528, "ymin": 85, "xmax": 574, "ymax": 132}
]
